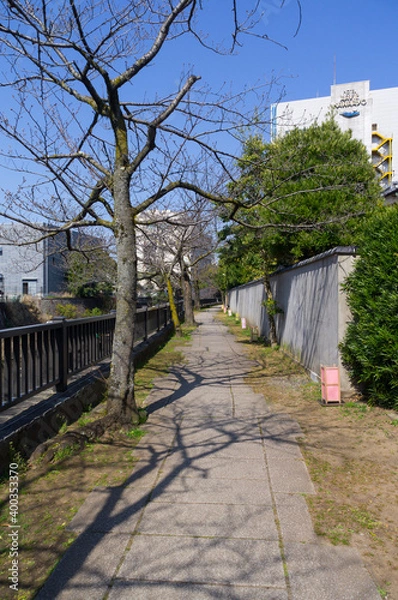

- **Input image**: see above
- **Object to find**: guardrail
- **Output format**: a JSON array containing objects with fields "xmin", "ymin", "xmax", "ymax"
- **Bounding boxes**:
[{"xmin": 0, "ymin": 303, "xmax": 181, "ymax": 411}]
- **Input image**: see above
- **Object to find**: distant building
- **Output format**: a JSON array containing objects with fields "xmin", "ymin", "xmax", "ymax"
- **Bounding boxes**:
[
  {"xmin": 272, "ymin": 80, "xmax": 398, "ymax": 186},
  {"xmin": 136, "ymin": 209, "xmax": 216, "ymax": 301},
  {"xmin": 382, "ymin": 182, "xmax": 398, "ymax": 205},
  {"xmin": 0, "ymin": 224, "xmax": 98, "ymax": 298}
]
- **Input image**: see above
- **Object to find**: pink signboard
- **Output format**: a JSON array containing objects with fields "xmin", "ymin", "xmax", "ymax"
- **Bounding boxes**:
[{"xmin": 321, "ymin": 366, "xmax": 341, "ymax": 404}]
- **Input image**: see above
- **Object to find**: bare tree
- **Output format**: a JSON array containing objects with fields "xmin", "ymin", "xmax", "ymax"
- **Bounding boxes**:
[
  {"xmin": 136, "ymin": 208, "xmax": 186, "ymax": 334},
  {"xmin": 0, "ymin": 1, "xmax": 281, "ymax": 426},
  {"xmin": 137, "ymin": 197, "xmax": 218, "ymax": 327}
]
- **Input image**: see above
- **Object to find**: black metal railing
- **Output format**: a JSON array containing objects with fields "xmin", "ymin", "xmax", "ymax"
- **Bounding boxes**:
[{"xmin": 0, "ymin": 303, "xmax": 180, "ymax": 411}]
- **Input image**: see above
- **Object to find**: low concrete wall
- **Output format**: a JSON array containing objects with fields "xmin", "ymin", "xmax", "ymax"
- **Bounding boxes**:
[
  {"xmin": 228, "ymin": 247, "xmax": 356, "ymax": 394},
  {"xmin": 0, "ymin": 324, "xmax": 174, "ymax": 474},
  {"xmin": 228, "ymin": 279, "xmax": 268, "ymax": 336}
]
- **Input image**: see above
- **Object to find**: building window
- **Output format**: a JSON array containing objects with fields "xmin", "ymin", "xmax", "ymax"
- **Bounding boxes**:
[
  {"xmin": 22, "ymin": 279, "xmax": 38, "ymax": 296},
  {"xmin": 372, "ymin": 123, "xmax": 378, "ymax": 131}
]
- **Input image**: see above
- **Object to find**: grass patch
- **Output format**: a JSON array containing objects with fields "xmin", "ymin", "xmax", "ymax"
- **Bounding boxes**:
[
  {"xmin": 77, "ymin": 405, "xmax": 93, "ymax": 427},
  {"xmin": 134, "ymin": 324, "xmax": 194, "ymax": 406},
  {"xmin": 126, "ymin": 427, "xmax": 147, "ymax": 441},
  {"xmin": 308, "ymin": 497, "xmax": 381, "ymax": 546},
  {"xmin": 340, "ymin": 400, "xmax": 369, "ymax": 420},
  {"xmin": 58, "ymin": 418, "xmax": 68, "ymax": 435},
  {"xmin": 378, "ymin": 583, "xmax": 391, "ymax": 599},
  {"xmin": 52, "ymin": 443, "xmax": 80, "ymax": 463}
]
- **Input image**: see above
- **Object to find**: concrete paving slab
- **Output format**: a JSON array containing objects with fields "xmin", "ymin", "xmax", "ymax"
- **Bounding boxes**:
[
  {"xmin": 152, "ymin": 405, "xmax": 186, "ymax": 420},
  {"xmin": 144, "ymin": 383, "xmax": 180, "ymax": 406},
  {"xmin": 108, "ymin": 581, "xmax": 289, "ymax": 600},
  {"xmin": 234, "ymin": 405, "xmax": 269, "ymax": 419},
  {"xmin": 179, "ymin": 416, "xmax": 261, "ymax": 433},
  {"xmin": 150, "ymin": 476, "xmax": 272, "ymax": 504},
  {"xmin": 187, "ymin": 391, "xmax": 231, "ymax": 399},
  {"xmin": 179, "ymin": 411, "xmax": 234, "ymax": 420},
  {"xmin": 260, "ymin": 416, "xmax": 303, "ymax": 440},
  {"xmin": 36, "ymin": 532, "xmax": 130, "ymax": 600},
  {"xmin": 179, "ymin": 392, "xmax": 232, "ymax": 402},
  {"xmin": 143, "ymin": 390, "xmax": 177, "ymax": 407},
  {"xmin": 177, "ymin": 423, "xmax": 258, "ymax": 434},
  {"xmin": 231, "ymin": 391, "xmax": 268, "ymax": 402},
  {"xmin": 160, "ymin": 455, "xmax": 267, "ymax": 480},
  {"xmin": 122, "ymin": 457, "xmax": 166, "ymax": 488},
  {"xmin": 132, "ymin": 436, "xmax": 173, "ymax": 452},
  {"xmin": 284, "ymin": 542, "xmax": 381, "ymax": 600},
  {"xmin": 141, "ymin": 413, "xmax": 180, "ymax": 428},
  {"xmin": 268, "ymin": 457, "xmax": 316, "ymax": 494},
  {"xmin": 135, "ymin": 430, "xmax": 177, "ymax": 448},
  {"xmin": 233, "ymin": 394, "xmax": 268, "ymax": 405},
  {"xmin": 172, "ymin": 430, "xmax": 263, "ymax": 451},
  {"xmin": 119, "ymin": 535, "xmax": 286, "ymax": 588},
  {"xmin": 131, "ymin": 446, "xmax": 171, "ymax": 466},
  {"xmin": 263, "ymin": 437, "xmax": 304, "ymax": 460},
  {"xmin": 172, "ymin": 440, "xmax": 265, "ymax": 460},
  {"xmin": 264, "ymin": 412, "xmax": 303, "ymax": 428},
  {"xmin": 174, "ymin": 422, "xmax": 252, "ymax": 436},
  {"xmin": 67, "ymin": 485, "xmax": 150, "ymax": 533},
  {"xmin": 181, "ymin": 385, "xmax": 232, "ymax": 396},
  {"xmin": 138, "ymin": 501, "xmax": 278, "ymax": 539},
  {"xmin": 274, "ymin": 493, "xmax": 318, "ymax": 542},
  {"xmin": 234, "ymin": 404, "xmax": 268, "ymax": 415},
  {"xmin": 170, "ymin": 429, "xmax": 235, "ymax": 446}
]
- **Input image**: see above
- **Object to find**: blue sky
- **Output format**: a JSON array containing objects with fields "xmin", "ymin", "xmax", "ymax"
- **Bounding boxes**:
[
  {"xmin": 0, "ymin": 0, "xmax": 398, "ymax": 195},
  {"xmin": 175, "ymin": 0, "xmax": 398, "ymax": 104},
  {"xmin": 255, "ymin": 0, "xmax": 398, "ymax": 100}
]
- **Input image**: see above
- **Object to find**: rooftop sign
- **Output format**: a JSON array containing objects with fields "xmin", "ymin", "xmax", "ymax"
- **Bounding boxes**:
[{"xmin": 333, "ymin": 89, "xmax": 367, "ymax": 109}]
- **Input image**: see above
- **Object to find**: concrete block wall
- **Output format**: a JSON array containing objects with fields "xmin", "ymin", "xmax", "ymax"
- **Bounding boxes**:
[
  {"xmin": 227, "ymin": 278, "xmax": 269, "ymax": 337},
  {"xmin": 227, "ymin": 247, "xmax": 356, "ymax": 394}
]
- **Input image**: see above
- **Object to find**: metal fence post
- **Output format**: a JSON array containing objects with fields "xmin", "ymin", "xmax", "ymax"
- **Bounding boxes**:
[
  {"xmin": 144, "ymin": 306, "xmax": 148, "ymax": 341},
  {"xmin": 54, "ymin": 317, "xmax": 68, "ymax": 393}
]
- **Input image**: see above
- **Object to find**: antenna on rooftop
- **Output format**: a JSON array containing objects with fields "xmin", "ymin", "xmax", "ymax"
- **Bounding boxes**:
[{"xmin": 333, "ymin": 55, "xmax": 337, "ymax": 85}]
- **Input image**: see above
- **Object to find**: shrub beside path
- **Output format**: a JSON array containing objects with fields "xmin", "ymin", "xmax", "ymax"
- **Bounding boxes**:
[{"xmin": 36, "ymin": 308, "xmax": 381, "ymax": 600}]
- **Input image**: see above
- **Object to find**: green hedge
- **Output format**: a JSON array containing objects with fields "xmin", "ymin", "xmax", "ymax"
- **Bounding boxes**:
[{"xmin": 340, "ymin": 206, "xmax": 398, "ymax": 410}]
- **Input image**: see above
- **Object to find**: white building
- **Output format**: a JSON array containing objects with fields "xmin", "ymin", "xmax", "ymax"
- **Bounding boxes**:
[{"xmin": 272, "ymin": 80, "xmax": 398, "ymax": 185}]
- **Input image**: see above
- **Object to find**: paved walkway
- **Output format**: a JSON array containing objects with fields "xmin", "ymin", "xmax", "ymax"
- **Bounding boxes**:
[{"xmin": 36, "ymin": 309, "xmax": 380, "ymax": 600}]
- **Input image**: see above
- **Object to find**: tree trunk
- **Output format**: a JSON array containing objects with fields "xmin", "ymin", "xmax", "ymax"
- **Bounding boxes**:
[
  {"xmin": 182, "ymin": 264, "xmax": 196, "ymax": 326},
  {"xmin": 192, "ymin": 265, "xmax": 201, "ymax": 310},
  {"xmin": 107, "ymin": 170, "xmax": 139, "ymax": 425},
  {"xmin": 264, "ymin": 275, "xmax": 278, "ymax": 347},
  {"xmin": 166, "ymin": 276, "xmax": 182, "ymax": 335}
]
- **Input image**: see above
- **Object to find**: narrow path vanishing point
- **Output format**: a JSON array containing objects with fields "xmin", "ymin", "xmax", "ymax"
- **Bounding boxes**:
[{"xmin": 36, "ymin": 308, "xmax": 381, "ymax": 600}]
